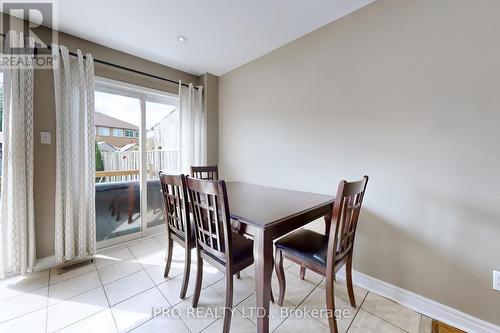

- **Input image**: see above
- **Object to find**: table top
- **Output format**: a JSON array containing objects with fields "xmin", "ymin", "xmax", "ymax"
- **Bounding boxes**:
[{"xmin": 225, "ymin": 182, "xmax": 335, "ymax": 229}]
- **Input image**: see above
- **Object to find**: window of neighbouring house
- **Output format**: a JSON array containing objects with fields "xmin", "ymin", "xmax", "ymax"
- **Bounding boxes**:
[
  {"xmin": 97, "ymin": 126, "xmax": 110, "ymax": 136},
  {"xmin": 124, "ymin": 129, "xmax": 134, "ymax": 138},
  {"xmin": 112, "ymin": 128, "xmax": 123, "ymax": 137}
]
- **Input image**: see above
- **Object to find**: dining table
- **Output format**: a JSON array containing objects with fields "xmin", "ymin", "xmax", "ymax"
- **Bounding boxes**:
[{"xmin": 224, "ymin": 181, "xmax": 335, "ymax": 333}]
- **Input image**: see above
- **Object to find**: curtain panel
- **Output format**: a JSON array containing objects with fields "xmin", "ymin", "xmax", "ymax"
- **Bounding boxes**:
[
  {"xmin": 53, "ymin": 45, "xmax": 96, "ymax": 264},
  {"xmin": 179, "ymin": 83, "xmax": 205, "ymax": 173},
  {"xmin": 0, "ymin": 32, "xmax": 36, "ymax": 278}
]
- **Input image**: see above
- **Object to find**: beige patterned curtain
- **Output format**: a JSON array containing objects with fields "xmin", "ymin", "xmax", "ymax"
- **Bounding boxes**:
[
  {"xmin": 53, "ymin": 44, "xmax": 96, "ymax": 264},
  {"xmin": 179, "ymin": 83, "xmax": 205, "ymax": 173},
  {"xmin": 0, "ymin": 31, "xmax": 36, "ymax": 278}
]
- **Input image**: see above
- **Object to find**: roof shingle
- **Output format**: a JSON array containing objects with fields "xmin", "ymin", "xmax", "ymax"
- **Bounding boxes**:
[{"xmin": 94, "ymin": 112, "xmax": 138, "ymax": 130}]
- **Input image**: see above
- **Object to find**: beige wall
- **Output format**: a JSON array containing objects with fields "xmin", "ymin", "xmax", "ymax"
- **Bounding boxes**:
[
  {"xmin": 219, "ymin": 0, "xmax": 500, "ymax": 326},
  {"xmin": 200, "ymin": 73, "xmax": 220, "ymax": 165},
  {"xmin": 1, "ymin": 13, "xmax": 201, "ymax": 258}
]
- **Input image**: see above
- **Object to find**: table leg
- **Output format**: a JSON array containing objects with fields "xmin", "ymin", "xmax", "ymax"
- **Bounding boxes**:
[
  {"xmin": 324, "ymin": 208, "xmax": 333, "ymax": 236},
  {"xmin": 254, "ymin": 229, "xmax": 273, "ymax": 333}
]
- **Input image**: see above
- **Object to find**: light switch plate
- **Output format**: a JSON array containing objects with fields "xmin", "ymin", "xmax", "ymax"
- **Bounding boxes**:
[
  {"xmin": 40, "ymin": 131, "xmax": 51, "ymax": 144},
  {"xmin": 494, "ymin": 271, "xmax": 500, "ymax": 291}
]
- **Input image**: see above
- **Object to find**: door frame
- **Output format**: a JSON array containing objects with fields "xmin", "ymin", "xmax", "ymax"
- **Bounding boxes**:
[{"xmin": 95, "ymin": 77, "xmax": 179, "ymax": 249}]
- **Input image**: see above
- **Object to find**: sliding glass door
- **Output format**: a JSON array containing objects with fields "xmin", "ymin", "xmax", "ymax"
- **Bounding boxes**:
[
  {"xmin": 145, "ymin": 100, "xmax": 179, "ymax": 229},
  {"xmin": 94, "ymin": 78, "xmax": 179, "ymax": 248}
]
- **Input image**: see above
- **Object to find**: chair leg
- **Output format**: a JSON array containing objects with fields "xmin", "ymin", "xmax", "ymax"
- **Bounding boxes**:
[
  {"xmin": 164, "ymin": 237, "xmax": 173, "ymax": 278},
  {"xmin": 346, "ymin": 253, "xmax": 356, "ymax": 307},
  {"xmin": 223, "ymin": 272, "xmax": 234, "ymax": 333},
  {"xmin": 270, "ymin": 258, "xmax": 275, "ymax": 303},
  {"xmin": 179, "ymin": 246, "xmax": 191, "ymax": 299},
  {"xmin": 192, "ymin": 249, "xmax": 203, "ymax": 308},
  {"xmin": 300, "ymin": 265, "xmax": 306, "ymax": 280},
  {"xmin": 274, "ymin": 248, "xmax": 286, "ymax": 306},
  {"xmin": 325, "ymin": 277, "xmax": 339, "ymax": 333}
]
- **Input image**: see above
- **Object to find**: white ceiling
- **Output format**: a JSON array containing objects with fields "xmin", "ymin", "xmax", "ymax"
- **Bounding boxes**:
[{"xmin": 51, "ymin": 0, "xmax": 375, "ymax": 76}]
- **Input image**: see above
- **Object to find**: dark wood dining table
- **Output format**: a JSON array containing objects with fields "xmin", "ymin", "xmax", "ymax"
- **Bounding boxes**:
[{"xmin": 224, "ymin": 182, "xmax": 335, "ymax": 333}]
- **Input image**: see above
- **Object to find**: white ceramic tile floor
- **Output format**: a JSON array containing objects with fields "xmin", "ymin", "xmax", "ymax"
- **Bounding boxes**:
[
  {"xmin": 48, "ymin": 271, "xmax": 101, "ymax": 305},
  {"xmin": 47, "ymin": 287, "xmax": 108, "ymax": 332},
  {"xmin": 110, "ymin": 287, "xmax": 170, "ymax": 332},
  {"xmin": 98, "ymin": 259, "xmax": 143, "ymax": 285},
  {"xmin": 94, "ymin": 247, "xmax": 134, "ymax": 269},
  {"xmin": 0, "ymin": 270, "xmax": 49, "ymax": 301},
  {"xmin": 0, "ymin": 240, "xmax": 434, "ymax": 333}
]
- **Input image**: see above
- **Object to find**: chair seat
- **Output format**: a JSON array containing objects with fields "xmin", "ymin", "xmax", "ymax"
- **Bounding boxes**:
[
  {"xmin": 206, "ymin": 233, "xmax": 254, "ymax": 267},
  {"xmin": 275, "ymin": 229, "xmax": 328, "ymax": 267}
]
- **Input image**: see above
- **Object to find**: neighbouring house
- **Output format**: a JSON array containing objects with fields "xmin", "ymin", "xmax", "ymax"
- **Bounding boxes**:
[
  {"xmin": 150, "ymin": 108, "xmax": 179, "ymax": 151},
  {"xmin": 97, "ymin": 141, "xmax": 117, "ymax": 152},
  {"xmin": 119, "ymin": 143, "xmax": 139, "ymax": 152},
  {"xmin": 95, "ymin": 111, "xmax": 139, "ymax": 148}
]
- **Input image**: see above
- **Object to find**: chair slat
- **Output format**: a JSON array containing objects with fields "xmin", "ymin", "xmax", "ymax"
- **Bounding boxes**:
[
  {"xmin": 191, "ymin": 165, "xmax": 219, "ymax": 181},
  {"xmin": 187, "ymin": 177, "xmax": 233, "ymax": 261},
  {"xmin": 159, "ymin": 172, "xmax": 190, "ymax": 241}
]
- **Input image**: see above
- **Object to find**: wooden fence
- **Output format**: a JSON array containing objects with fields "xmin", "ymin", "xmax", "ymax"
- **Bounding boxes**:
[{"xmin": 98, "ymin": 150, "xmax": 178, "ymax": 182}]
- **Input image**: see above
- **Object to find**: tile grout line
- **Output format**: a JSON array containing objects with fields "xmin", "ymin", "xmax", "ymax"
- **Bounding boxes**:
[
  {"xmin": 45, "ymin": 268, "xmax": 52, "ymax": 333},
  {"xmin": 200, "ymin": 304, "xmax": 256, "ymax": 333},
  {"xmin": 0, "ymin": 255, "xmax": 146, "ymax": 314},
  {"xmin": 97, "ymin": 230, "xmax": 166, "ymax": 254},
  {"xmin": 360, "ymin": 308, "xmax": 412, "ymax": 333},
  {"xmin": 94, "ymin": 249, "xmax": 136, "ymax": 271},
  {"xmin": 271, "ymin": 269, "xmax": 370, "ymax": 332},
  {"xmin": 345, "ymin": 288, "xmax": 369, "ymax": 333},
  {"xmin": 48, "ymin": 262, "xmax": 109, "ymax": 333},
  {"xmin": 50, "ymin": 266, "xmax": 162, "ymax": 332},
  {"xmin": 167, "ymin": 281, "xmax": 234, "ymax": 333},
  {"xmin": 0, "ymin": 286, "xmax": 52, "ymax": 325},
  {"xmin": 48, "ymin": 262, "xmax": 109, "ymax": 332},
  {"xmin": 272, "ymin": 276, "xmax": 325, "ymax": 332},
  {"xmin": 94, "ymin": 259, "xmax": 120, "ymax": 333},
  {"xmin": 0, "ymin": 272, "xmax": 53, "ymax": 303},
  {"xmin": 48, "ymin": 267, "xmax": 97, "ymax": 287},
  {"xmin": 126, "ymin": 238, "xmax": 166, "ymax": 260},
  {"xmin": 0, "ymin": 241, "xmax": 167, "ymax": 331},
  {"xmin": 357, "ymin": 293, "xmax": 412, "ymax": 333},
  {"xmin": 417, "ymin": 314, "xmax": 424, "ymax": 333},
  {"xmin": 53, "ymin": 308, "xmax": 112, "ymax": 333},
  {"xmin": 119, "ymin": 251, "xmax": 180, "ymax": 331},
  {"xmin": 227, "ymin": 265, "xmax": 320, "ymax": 332},
  {"xmin": 127, "ymin": 282, "xmax": 188, "ymax": 332}
]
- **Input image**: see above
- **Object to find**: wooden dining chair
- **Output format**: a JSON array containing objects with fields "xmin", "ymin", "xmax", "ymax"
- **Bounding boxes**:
[
  {"xmin": 187, "ymin": 177, "xmax": 273, "ymax": 333},
  {"xmin": 190, "ymin": 165, "xmax": 218, "ymax": 180},
  {"xmin": 159, "ymin": 172, "xmax": 195, "ymax": 299},
  {"xmin": 274, "ymin": 176, "xmax": 369, "ymax": 333},
  {"xmin": 190, "ymin": 165, "xmax": 242, "ymax": 279}
]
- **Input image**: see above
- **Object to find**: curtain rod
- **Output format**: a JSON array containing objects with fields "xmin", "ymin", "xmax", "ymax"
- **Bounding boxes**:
[{"xmin": 0, "ymin": 32, "xmax": 199, "ymax": 89}]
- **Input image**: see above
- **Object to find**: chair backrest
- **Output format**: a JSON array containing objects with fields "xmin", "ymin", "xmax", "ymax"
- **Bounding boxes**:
[
  {"xmin": 186, "ymin": 177, "xmax": 232, "ymax": 264},
  {"xmin": 190, "ymin": 165, "xmax": 219, "ymax": 181},
  {"xmin": 327, "ymin": 176, "xmax": 369, "ymax": 268},
  {"xmin": 159, "ymin": 172, "xmax": 191, "ymax": 241}
]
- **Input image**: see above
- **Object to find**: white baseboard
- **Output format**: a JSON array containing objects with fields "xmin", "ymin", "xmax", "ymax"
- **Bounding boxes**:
[
  {"xmin": 350, "ymin": 270, "xmax": 500, "ymax": 333},
  {"xmin": 34, "ymin": 255, "xmax": 56, "ymax": 271}
]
